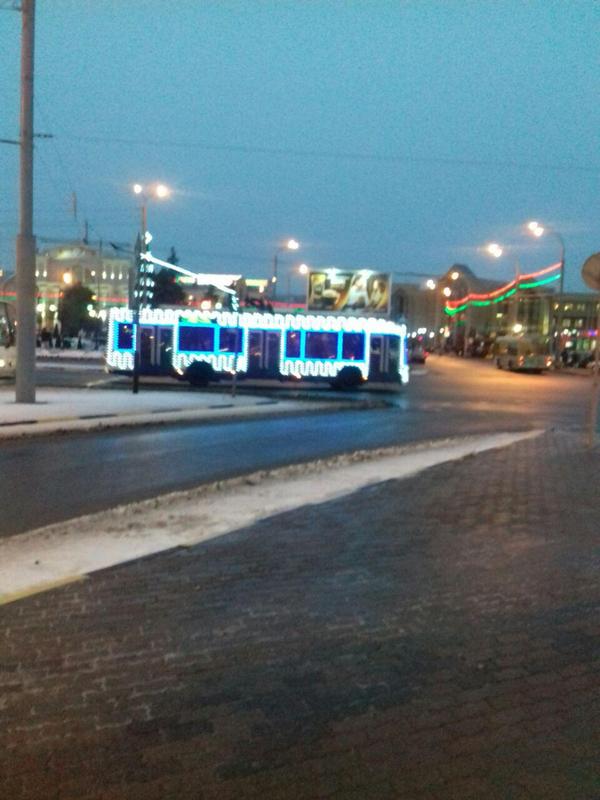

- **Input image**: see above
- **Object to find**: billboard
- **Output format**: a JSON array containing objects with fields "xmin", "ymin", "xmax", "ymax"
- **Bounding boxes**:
[{"xmin": 307, "ymin": 269, "xmax": 390, "ymax": 315}]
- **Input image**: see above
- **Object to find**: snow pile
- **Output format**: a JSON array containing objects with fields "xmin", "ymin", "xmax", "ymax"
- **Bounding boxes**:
[{"xmin": 0, "ymin": 430, "xmax": 543, "ymax": 603}]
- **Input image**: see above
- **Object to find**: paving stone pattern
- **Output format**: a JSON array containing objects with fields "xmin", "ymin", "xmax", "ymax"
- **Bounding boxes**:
[{"xmin": 1, "ymin": 431, "xmax": 599, "ymax": 800}]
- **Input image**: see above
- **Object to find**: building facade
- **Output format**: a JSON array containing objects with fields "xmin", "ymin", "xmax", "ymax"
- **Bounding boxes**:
[
  {"xmin": 392, "ymin": 263, "xmax": 599, "ymax": 358},
  {"xmin": 0, "ymin": 242, "xmax": 131, "ymax": 330}
]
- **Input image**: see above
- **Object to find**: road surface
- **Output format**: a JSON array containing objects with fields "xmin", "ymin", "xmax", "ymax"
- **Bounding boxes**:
[{"xmin": 1, "ymin": 356, "xmax": 593, "ymax": 537}]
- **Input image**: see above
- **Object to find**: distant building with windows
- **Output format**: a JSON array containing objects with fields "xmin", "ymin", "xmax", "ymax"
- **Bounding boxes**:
[
  {"xmin": 0, "ymin": 242, "xmax": 131, "ymax": 329},
  {"xmin": 391, "ymin": 263, "xmax": 599, "ymax": 358}
]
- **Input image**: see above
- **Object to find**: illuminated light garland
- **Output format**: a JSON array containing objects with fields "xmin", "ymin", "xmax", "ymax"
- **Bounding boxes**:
[
  {"xmin": 519, "ymin": 273, "xmax": 561, "ymax": 290},
  {"xmin": 106, "ymin": 307, "xmax": 408, "ymax": 382},
  {"xmin": 446, "ymin": 261, "xmax": 561, "ymax": 310}
]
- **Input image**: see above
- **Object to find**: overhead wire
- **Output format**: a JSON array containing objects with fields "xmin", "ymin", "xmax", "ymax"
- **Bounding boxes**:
[{"xmin": 59, "ymin": 133, "xmax": 600, "ymax": 175}]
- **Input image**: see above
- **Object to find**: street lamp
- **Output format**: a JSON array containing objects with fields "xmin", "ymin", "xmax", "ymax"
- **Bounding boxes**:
[
  {"xmin": 131, "ymin": 182, "xmax": 171, "ymax": 393},
  {"xmin": 132, "ymin": 183, "xmax": 171, "ymax": 240},
  {"xmin": 271, "ymin": 238, "xmax": 300, "ymax": 300},
  {"xmin": 487, "ymin": 242, "xmax": 503, "ymax": 259},
  {"xmin": 526, "ymin": 219, "xmax": 565, "ymax": 365}
]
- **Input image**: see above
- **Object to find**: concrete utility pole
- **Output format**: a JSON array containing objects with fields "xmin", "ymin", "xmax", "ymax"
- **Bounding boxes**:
[{"xmin": 15, "ymin": 0, "xmax": 36, "ymax": 403}]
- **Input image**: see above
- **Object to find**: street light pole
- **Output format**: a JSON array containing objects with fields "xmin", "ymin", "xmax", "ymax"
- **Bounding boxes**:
[
  {"xmin": 271, "ymin": 238, "xmax": 299, "ymax": 301},
  {"xmin": 271, "ymin": 251, "xmax": 279, "ymax": 300},
  {"xmin": 132, "ymin": 201, "xmax": 147, "ymax": 395},
  {"xmin": 527, "ymin": 222, "xmax": 565, "ymax": 366},
  {"xmin": 15, "ymin": 0, "xmax": 36, "ymax": 404},
  {"xmin": 131, "ymin": 182, "xmax": 170, "ymax": 394},
  {"xmin": 554, "ymin": 232, "xmax": 566, "ymax": 366}
]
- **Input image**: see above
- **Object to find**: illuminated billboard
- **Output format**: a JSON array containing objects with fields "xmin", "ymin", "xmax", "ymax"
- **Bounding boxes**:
[{"xmin": 307, "ymin": 269, "xmax": 390, "ymax": 315}]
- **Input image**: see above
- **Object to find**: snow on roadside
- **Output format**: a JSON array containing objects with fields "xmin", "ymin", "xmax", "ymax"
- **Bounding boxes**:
[{"xmin": 0, "ymin": 430, "xmax": 543, "ymax": 603}]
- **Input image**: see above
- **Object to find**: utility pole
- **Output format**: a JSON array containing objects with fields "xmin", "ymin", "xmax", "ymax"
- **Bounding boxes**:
[{"xmin": 15, "ymin": 0, "xmax": 36, "ymax": 403}]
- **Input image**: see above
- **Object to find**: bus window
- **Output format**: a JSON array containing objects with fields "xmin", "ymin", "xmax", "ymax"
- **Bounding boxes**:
[
  {"xmin": 305, "ymin": 331, "xmax": 338, "ymax": 359},
  {"xmin": 286, "ymin": 330, "xmax": 301, "ymax": 358},
  {"xmin": 179, "ymin": 325, "xmax": 215, "ymax": 352},
  {"xmin": 219, "ymin": 327, "xmax": 243, "ymax": 353},
  {"xmin": 117, "ymin": 323, "xmax": 134, "ymax": 350},
  {"xmin": 342, "ymin": 332, "xmax": 365, "ymax": 360}
]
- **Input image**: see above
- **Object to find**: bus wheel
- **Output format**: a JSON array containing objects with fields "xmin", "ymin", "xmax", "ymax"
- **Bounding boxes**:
[
  {"xmin": 186, "ymin": 361, "xmax": 217, "ymax": 388},
  {"xmin": 496, "ymin": 358, "xmax": 502, "ymax": 369},
  {"xmin": 331, "ymin": 366, "xmax": 364, "ymax": 390}
]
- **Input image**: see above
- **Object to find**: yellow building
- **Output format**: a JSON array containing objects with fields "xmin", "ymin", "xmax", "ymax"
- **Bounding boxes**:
[{"xmin": 0, "ymin": 242, "xmax": 131, "ymax": 329}]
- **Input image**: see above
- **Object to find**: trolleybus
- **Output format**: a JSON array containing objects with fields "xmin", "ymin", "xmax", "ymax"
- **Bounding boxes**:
[
  {"xmin": 493, "ymin": 334, "xmax": 553, "ymax": 373},
  {"xmin": 106, "ymin": 306, "xmax": 409, "ymax": 388}
]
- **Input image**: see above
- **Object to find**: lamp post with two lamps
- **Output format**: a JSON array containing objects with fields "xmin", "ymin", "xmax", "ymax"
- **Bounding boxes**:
[
  {"xmin": 131, "ymin": 182, "xmax": 171, "ymax": 394},
  {"xmin": 526, "ymin": 220, "xmax": 565, "ymax": 365},
  {"xmin": 271, "ymin": 238, "xmax": 300, "ymax": 300}
]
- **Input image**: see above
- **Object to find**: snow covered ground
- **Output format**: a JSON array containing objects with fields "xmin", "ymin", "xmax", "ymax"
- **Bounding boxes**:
[
  {"xmin": 0, "ymin": 386, "xmax": 320, "ymax": 439},
  {"xmin": 0, "ymin": 430, "xmax": 543, "ymax": 604}
]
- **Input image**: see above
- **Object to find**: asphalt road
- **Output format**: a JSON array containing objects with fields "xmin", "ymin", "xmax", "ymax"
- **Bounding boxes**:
[{"xmin": 2, "ymin": 356, "xmax": 593, "ymax": 537}]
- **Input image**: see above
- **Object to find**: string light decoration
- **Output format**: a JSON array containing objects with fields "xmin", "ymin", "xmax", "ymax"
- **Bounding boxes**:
[{"xmin": 444, "ymin": 262, "xmax": 561, "ymax": 316}]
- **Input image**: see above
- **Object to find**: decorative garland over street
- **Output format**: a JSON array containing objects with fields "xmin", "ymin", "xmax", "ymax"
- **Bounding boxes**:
[{"xmin": 444, "ymin": 262, "xmax": 561, "ymax": 316}]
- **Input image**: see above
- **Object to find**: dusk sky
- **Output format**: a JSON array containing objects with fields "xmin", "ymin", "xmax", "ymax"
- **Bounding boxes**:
[{"xmin": 1, "ymin": 0, "xmax": 598, "ymax": 292}]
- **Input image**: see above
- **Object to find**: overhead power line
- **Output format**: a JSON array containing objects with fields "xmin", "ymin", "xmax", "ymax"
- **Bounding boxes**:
[{"xmin": 59, "ymin": 133, "xmax": 600, "ymax": 175}]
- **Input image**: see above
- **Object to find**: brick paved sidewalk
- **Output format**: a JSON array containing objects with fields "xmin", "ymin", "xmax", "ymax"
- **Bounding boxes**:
[{"xmin": 1, "ymin": 431, "xmax": 599, "ymax": 800}]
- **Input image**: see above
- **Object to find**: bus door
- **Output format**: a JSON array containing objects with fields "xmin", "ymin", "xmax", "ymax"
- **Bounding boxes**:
[
  {"xmin": 265, "ymin": 331, "xmax": 281, "ymax": 376},
  {"xmin": 386, "ymin": 335, "xmax": 400, "ymax": 377},
  {"xmin": 369, "ymin": 335, "xmax": 384, "ymax": 381},
  {"xmin": 157, "ymin": 326, "xmax": 173, "ymax": 372},
  {"xmin": 139, "ymin": 325, "xmax": 173, "ymax": 373},
  {"xmin": 247, "ymin": 330, "xmax": 263, "ymax": 376}
]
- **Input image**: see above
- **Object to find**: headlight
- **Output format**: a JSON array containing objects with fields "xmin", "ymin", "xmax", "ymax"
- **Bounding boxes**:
[{"xmin": 0, "ymin": 359, "xmax": 5, "ymax": 368}]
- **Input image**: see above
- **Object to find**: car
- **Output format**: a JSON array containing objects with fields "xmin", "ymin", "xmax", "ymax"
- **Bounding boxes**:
[{"xmin": 408, "ymin": 343, "xmax": 428, "ymax": 364}]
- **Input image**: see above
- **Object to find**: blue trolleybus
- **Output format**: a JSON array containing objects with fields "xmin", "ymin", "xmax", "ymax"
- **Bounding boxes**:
[{"xmin": 106, "ymin": 307, "xmax": 409, "ymax": 388}]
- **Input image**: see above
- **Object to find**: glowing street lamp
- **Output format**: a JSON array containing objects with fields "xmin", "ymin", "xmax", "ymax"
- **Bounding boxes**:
[{"xmin": 487, "ymin": 242, "xmax": 504, "ymax": 259}]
